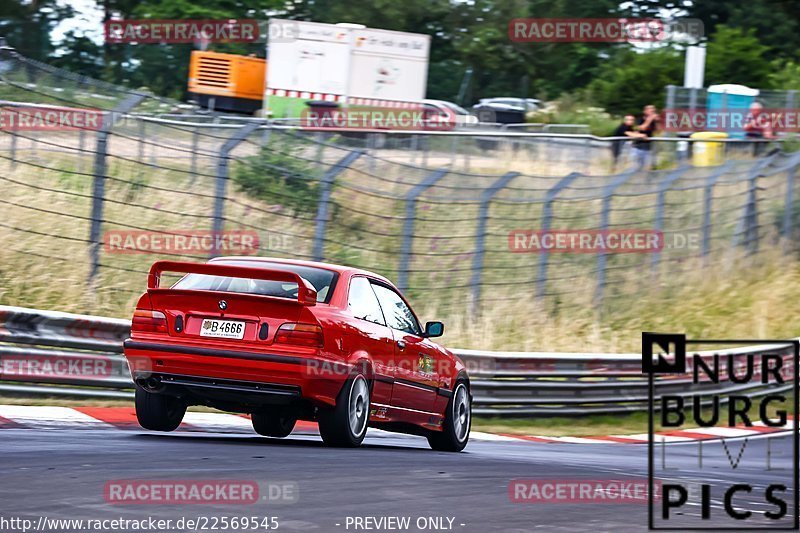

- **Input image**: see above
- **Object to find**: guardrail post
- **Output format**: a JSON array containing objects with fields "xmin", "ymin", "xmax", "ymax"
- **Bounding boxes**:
[
  {"xmin": 594, "ymin": 169, "xmax": 638, "ymax": 304},
  {"xmin": 88, "ymin": 93, "xmax": 146, "ymax": 285},
  {"xmin": 537, "ymin": 172, "xmax": 582, "ymax": 300},
  {"xmin": 312, "ymin": 150, "xmax": 363, "ymax": 261},
  {"xmin": 210, "ymin": 122, "xmax": 261, "ymax": 258},
  {"xmin": 650, "ymin": 166, "xmax": 689, "ymax": 270},
  {"xmin": 470, "ymin": 172, "xmax": 519, "ymax": 313},
  {"xmin": 783, "ymin": 162, "xmax": 798, "ymax": 254},
  {"xmin": 397, "ymin": 168, "xmax": 449, "ymax": 292}
]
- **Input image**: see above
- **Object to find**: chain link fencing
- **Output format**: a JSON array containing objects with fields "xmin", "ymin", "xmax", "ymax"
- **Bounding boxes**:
[{"xmin": 1, "ymin": 47, "xmax": 799, "ymax": 326}]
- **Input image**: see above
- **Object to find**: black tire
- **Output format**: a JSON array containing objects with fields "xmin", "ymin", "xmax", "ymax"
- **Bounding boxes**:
[
  {"xmin": 252, "ymin": 410, "xmax": 297, "ymax": 438},
  {"xmin": 318, "ymin": 374, "xmax": 370, "ymax": 447},
  {"xmin": 135, "ymin": 388, "xmax": 186, "ymax": 432},
  {"xmin": 428, "ymin": 381, "xmax": 471, "ymax": 452}
]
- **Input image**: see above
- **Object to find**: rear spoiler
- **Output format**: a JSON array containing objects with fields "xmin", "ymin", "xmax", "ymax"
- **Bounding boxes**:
[{"xmin": 147, "ymin": 260, "xmax": 317, "ymax": 306}]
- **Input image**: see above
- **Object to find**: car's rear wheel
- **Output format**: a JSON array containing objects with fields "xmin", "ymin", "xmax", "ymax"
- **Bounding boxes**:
[
  {"xmin": 428, "ymin": 381, "xmax": 470, "ymax": 452},
  {"xmin": 252, "ymin": 410, "xmax": 297, "ymax": 438},
  {"xmin": 135, "ymin": 388, "xmax": 186, "ymax": 432},
  {"xmin": 318, "ymin": 374, "xmax": 370, "ymax": 447}
]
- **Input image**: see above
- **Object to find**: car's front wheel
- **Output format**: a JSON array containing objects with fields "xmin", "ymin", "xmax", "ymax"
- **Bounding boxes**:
[
  {"xmin": 252, "ymin": 410, "xmax": 296, "ymax": 438},
  {"xmin": 318, "ymin": 374, "xmax": 370, "ymax": 447},
  {"xmin": 135, "ymin": 388, "xmax": 186, "ymax": 432},
  {"xmin": 428, "ymin": 381, "xmax": 471, "ymax": 452}
]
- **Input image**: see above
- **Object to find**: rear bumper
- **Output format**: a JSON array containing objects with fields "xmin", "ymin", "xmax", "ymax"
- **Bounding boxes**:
[
  {"xmin": 124, "ymin": 339, "xmax": 349, "ymax": 408},
  {"xmin": 134, "ymin": 372, "xmax": 302, "ymax": 406}
]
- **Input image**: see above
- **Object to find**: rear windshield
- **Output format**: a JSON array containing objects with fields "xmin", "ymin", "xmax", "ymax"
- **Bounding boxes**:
[{"xmin": 171, "ymin": 261, "xmax": 338, "ymax": 303}]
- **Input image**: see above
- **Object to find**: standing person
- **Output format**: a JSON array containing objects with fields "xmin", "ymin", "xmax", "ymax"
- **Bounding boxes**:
[
  {"xmin": 632, "ymin": 104, "xmax": 660, "ymax": 171},
  {"xmin": 610, "ymin": 114, "xmax": 644, "ymax": 170},
  {"xmin": 743, "ymin": 101, "xmax": 775, "ymax": 156},
  {"xmin": 743, "ymin": 102, "xmax": 775, "ymax": 139}
]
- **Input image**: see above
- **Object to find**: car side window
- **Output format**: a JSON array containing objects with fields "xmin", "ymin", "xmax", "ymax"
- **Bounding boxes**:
[
  {"xmin": 347, "ymin": 277, "xmax": 386, "ymax": 326},
  {"xmin": 370, "ymin": 283, "xmax": 421, "ymax": 336}
]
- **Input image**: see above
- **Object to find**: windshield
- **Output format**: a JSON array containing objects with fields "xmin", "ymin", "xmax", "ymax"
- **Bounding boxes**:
[
  {"xmin": 441, "ymin": 101, "xmax": 470, "ymax": 115},
  {"xmin": 171, "ymin": 261, "xmax": 337, "ymax": 303}
]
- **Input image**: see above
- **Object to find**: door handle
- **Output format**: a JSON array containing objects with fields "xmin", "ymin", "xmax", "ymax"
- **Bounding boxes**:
[{"xmin": 396, "ymin": 340, "xmax": 406, "ymax": 350}]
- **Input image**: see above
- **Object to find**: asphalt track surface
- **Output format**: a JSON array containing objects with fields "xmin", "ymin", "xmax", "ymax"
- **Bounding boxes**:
[{"xmin": 1, "ymin": 426, "xmax": 796, "ymax": 532}]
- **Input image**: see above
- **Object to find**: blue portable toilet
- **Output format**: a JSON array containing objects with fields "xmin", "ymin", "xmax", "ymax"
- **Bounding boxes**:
[{"xmin": 706, "ymin": 84, "xmax": 759, "ymax": 139}]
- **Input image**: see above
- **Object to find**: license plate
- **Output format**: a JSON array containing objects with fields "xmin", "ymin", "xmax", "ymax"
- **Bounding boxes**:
[{"xmin": 200, "ymin": 319, "xmax": 245, "ymax": 339}]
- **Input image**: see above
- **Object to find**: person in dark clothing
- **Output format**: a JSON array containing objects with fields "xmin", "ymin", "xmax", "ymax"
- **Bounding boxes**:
[
  {"xmin": 632, "ymin": 104, "xmax": 660, "ymax": 170},
  {"xmin": 611, "ymin": 114, "xmax": 643, "ymax": 170}
]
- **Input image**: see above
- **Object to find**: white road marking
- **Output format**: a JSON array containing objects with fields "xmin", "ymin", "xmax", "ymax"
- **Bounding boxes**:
[{"xmin": 0, "ymin": 405, "xmax": 114, "ymax": 429}]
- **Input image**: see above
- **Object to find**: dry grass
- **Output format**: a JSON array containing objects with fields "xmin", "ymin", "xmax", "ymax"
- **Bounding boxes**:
[{"xmin": 435, "ymin": 250, "xmax": 800, "ymax": 352}]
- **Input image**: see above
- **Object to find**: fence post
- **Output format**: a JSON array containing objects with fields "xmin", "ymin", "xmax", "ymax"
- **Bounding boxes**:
[
  {"xmin": 10, "ymin": 127, "xmax": 17, "ymax": 167},
  {"xmin": 537, "ymin": 172, "xmax": 582, "ymax": 300},
  {"xmin": 732, "ymin": 156, "xmax": 777, "ymax": 255},
  {"xmin": 594, "ymin": 169, "xmax": 637, "ymax": 304},
  {"xmin": 189, "ymin": 127, "xmax": 199, "ymax": 184},
  {"xmin": 689, "ymin": 87, "xmax": 698, "ymax": 112},
  {"xmin": 701, "ymin": 165, "xmax": 730, "ymax": 258},
  {"xmin": 137, "ymin": 119, "xmax": 146, "ymax": 180},
  {"xmin": 651, "ymin": 165, "xmax": 690, "ymax": 270},
  {"xmin": 397, "ymin": 168, "xmax": 449, "ymax": 292},
  {"xmin": 311, "ymin": 150, "xmax": 364, "ymax": 262},
  {"xmin": 314, "ymin": 132, "xmax": 325, "ymax": 169},
  {"xmin": 469, "ymin": 172, "xmax": 519, "ymax": 312},
  {"xmin": 783, "ymin": 162, "xmax": 798, "ymax": 254},
  {"xmin": 743, "ymin": 173, "xmax": 760, "ymax": 255},
  {"xmin": 88, "ymin": 93, "xmax": 146, "ymax": 284},
  {"xmin": 210, "ymin": 122, "xmax": 260, "ymax": 258},
  {"xmin": 665, "ymin": 85, "xmax": 676, "ymax": 114},
  {"xmin": 77, "ymin": 127, "xmax": 86, "ymax": 174}
]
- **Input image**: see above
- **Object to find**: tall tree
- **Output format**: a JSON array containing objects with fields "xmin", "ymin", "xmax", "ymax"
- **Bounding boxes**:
[
  {"xmin": 704, "ymin": 26, "xmax": 772, "ymax": 88},
  {"xmin": 0, "ymin": 0, "xmax": 75, "ymax": 61}
]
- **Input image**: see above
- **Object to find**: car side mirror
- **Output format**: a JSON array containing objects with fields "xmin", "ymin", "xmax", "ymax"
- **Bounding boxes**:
[{"xmin": 424, "ymin": 321, "xmax": 444, "ymax": 338}]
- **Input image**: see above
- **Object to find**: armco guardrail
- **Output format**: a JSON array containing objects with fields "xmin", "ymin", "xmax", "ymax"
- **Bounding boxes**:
[{"xmin": 0, "ymin": 306, "xmax": 795, "ymax": 415}]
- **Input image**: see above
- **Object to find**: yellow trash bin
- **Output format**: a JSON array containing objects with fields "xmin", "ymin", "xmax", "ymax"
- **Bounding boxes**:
[{"xmin": 691, "ymin": 132, "xmax": 728, "ymax": 167}]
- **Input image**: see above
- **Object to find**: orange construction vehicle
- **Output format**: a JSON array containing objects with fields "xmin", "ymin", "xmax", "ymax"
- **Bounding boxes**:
[{"xmin": 187, "ymin": 51, "xmax": 266, "ymax": 114}]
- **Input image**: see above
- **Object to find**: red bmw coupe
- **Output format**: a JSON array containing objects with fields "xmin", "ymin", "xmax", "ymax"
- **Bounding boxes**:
[{"xmin": 123, "ymin": 257, "xmax": 471, "ymax": 451}]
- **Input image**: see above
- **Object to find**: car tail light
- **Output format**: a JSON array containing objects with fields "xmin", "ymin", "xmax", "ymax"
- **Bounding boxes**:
[
  {"xmin": 132, "ymin": 309, "xmax": 167, "ymax": 333},
  {"xmin": 274, "ymin": 323, "xmax": 323, "ymax": 347}
]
